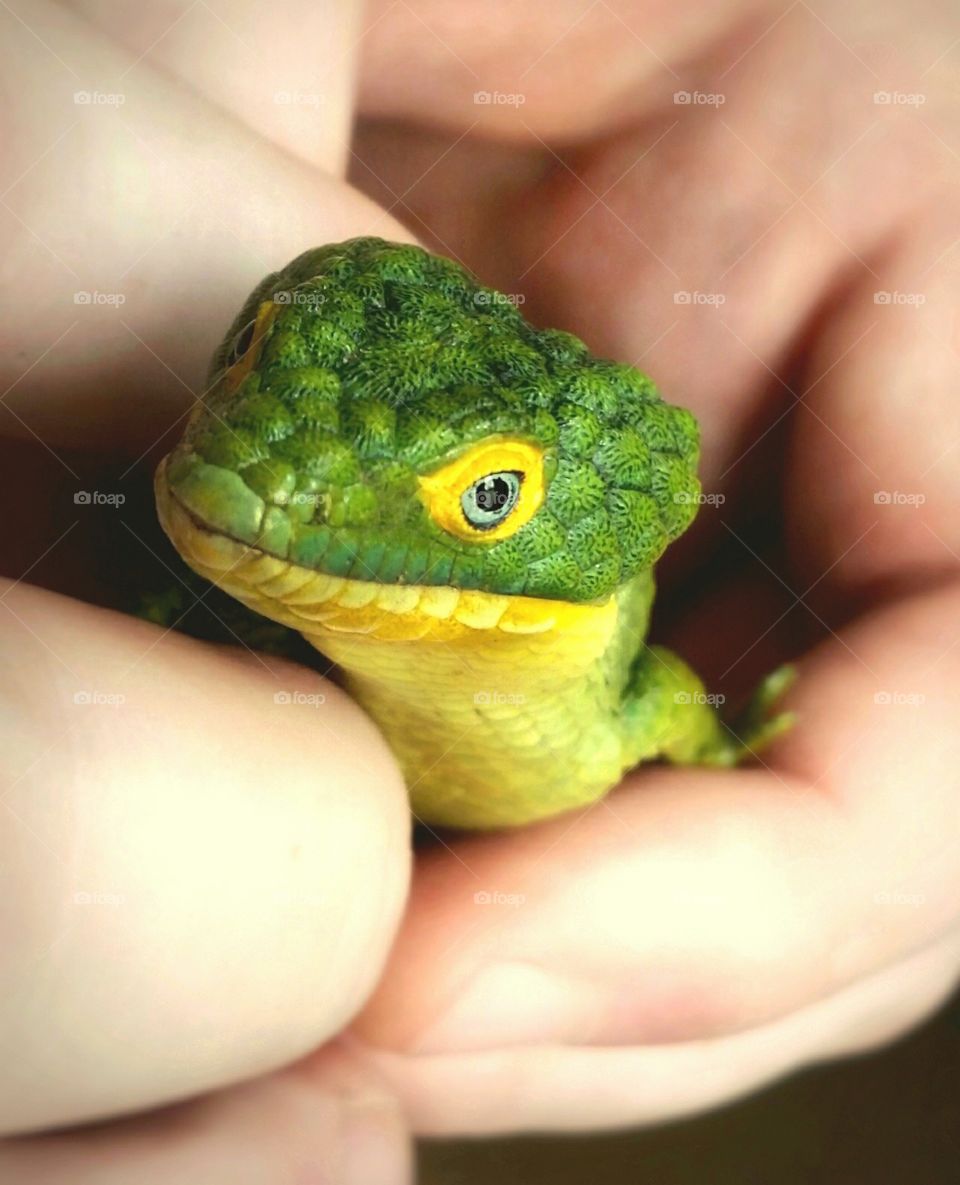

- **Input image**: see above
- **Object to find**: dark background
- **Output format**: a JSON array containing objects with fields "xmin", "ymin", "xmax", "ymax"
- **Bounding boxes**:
[{"xmin": 421, "ymin": 988, "xmax": 959, "ymax": 1184}]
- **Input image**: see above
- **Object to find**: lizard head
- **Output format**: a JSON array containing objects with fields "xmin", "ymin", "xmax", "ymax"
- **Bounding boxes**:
[{"xmin": 157, "ymin": 237, "xmax": 701, "ymax": 609}]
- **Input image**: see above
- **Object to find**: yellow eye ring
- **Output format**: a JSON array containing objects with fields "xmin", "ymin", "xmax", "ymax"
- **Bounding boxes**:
[
  {"xmin": 224, "ymin": 300, "xmax": 277, "ymax": 393},
  {"xmin": 418, "ymin": 437, "xmax": 546, "ymax": 543}
]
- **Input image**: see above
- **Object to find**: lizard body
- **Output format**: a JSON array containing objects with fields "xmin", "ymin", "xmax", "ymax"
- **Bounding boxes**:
[{"xmin": 156, "ymin": 238, "xmax": 791, "ymax": 828}]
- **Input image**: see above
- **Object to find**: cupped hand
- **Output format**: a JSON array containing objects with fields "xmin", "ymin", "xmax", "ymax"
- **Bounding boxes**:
[
  {"xmin": 348, "ymin": 0, "xmax": 960, "ymax": 1133},
  {"xmin": 1, "ymin": 1, "xmax": 958, "ymax": 1178},
  {"xmin": 0, "ymin": 3, "xmax": 414, "ymax": 1180}
]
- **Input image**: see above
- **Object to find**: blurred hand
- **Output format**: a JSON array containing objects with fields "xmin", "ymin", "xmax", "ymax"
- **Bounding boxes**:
[
  {"xmin": 0, "ymin": 3, "xmax": 414, "ymax": 1181},
  {"xmin": 1, "ymin": 1, "xmax": 958, "ymax": 1178}
]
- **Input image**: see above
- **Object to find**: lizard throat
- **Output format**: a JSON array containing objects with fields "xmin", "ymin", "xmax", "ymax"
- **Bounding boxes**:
[{"xmin": 155, "ymin": 459, "xmax": 614, "ymax": 644}]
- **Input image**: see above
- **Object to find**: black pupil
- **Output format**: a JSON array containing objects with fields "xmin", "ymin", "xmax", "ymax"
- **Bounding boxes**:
[
  {"xmin": 477, "ymin": 476, "xmax": 510, "ymax": 512},
  {"xmin": 229, "ymin": 321, "xmax": 255, "ymax": 364}
]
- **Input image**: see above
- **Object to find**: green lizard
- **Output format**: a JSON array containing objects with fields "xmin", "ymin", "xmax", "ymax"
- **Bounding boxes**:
[{"xmin": 156, "ymin": 237, "xmax": 793, "ymax": 829}]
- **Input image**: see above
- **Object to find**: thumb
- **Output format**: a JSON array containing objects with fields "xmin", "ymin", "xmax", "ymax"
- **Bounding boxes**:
[
  {"xmin": 0, "ymin": 579, "xmax": 410, "ymax": 1134},
  {"xmin": 0, "ymin": 1045, "xmax": 412, "ymax": 1185}
]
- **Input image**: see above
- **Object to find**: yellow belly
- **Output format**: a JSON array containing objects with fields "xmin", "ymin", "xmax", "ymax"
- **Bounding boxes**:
[{"xmin": 157, "ymin": 463, "xmax": 630, "ymax": 827}]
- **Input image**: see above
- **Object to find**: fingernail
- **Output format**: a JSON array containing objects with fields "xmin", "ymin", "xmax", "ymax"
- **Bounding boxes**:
[
  {"xmin": 413, "ymin": 961, "xmax": 592, "ymax": 1053},
  {"xmin": 339, "ymin": 1094, "xmax": 411, "ymax": 1185}
]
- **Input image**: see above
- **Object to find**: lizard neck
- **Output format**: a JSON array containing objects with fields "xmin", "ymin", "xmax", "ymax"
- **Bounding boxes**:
[{"xmin": 159, "ymin": 484, "xmax": 655, "ymax": 828}]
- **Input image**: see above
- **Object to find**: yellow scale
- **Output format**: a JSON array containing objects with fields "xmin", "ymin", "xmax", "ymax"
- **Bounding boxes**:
[
  {"xmin": 158, "ymin": 301, "xmax": 640, "ymax": 828},
  {"xmin": 157, "ymin": 460, "xmax": 631, "ymax": 829}
]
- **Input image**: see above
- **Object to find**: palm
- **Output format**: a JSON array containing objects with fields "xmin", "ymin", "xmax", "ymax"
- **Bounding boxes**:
[
  {"xmin": 1, "ymin": 0, "xmax": 957, "ymax": 1169},
  {"xmin": 348, "ymin": 0, "xmax": 960, "ymax": 1130}
]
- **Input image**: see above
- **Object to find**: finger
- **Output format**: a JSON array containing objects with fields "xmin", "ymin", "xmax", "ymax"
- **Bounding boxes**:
[
  {"xmin": 354, "ymin": 928, "xmax": 960, "ymax": 1136},
  {"xmin": 64, "ymin": 0, "xmax": 363, "ymax": 172},
  {"xmin": 353, "ymin": 3, "xmax": 947, "ymax": 559},
  {"xmin": 357, "ymin": 0, "xmax": 773, "ymax": 141},
  {"xmin": 0, "ymin": 579, "xmax": 410, "ymax": 1135},
  {"xmin": 0, "ymin": 0, "xmax": 411, "ymax": 450},
  {"xmin": 0, "ymin": 1045, "xmax": 412, "ymax": 1185},
  {"xmin": 354, "ymin": 581, "xmax": 960, "ymax": 1059},
  {"xmin": 788, "ymin": 216, "xmax": 960, "ymax": 608}
]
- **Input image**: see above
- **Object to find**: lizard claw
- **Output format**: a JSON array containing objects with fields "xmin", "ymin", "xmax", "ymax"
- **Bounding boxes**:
[{"xmin": 723, "ymin": 662, "xmax": 797, "ymax": 763}]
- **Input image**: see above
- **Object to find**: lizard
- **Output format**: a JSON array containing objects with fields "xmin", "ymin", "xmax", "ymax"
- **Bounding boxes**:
[{"xmin": 155, "ymin": 237, "xmax": 793, "ymax": 829}]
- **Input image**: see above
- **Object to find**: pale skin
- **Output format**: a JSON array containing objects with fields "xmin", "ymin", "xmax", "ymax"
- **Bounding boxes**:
[{"xmin": 1, "ymin": 0, "xmax": 960, "ymax": 1180}]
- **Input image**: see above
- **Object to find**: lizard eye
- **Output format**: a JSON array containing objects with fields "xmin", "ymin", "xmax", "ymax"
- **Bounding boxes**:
[
  {"xmin": 223, "ymin": 300, "xmax": 279, "ymax": 393},
  {"xmin": 461, "ymin": 471, "xmax": 522, "ymax": 530},
  {"xmin": 418, "ymin": 438, "xmax": 545, "ymax": 543},
  {"xmin": 227, "ymin": 320, "xmax": 256, "ymax": 367}
]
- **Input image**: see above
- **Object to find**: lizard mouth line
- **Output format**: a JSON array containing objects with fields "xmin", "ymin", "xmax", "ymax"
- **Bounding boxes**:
[{"xmin": 155, "ymin": 458, "xmax": 607, "ymax": 642}]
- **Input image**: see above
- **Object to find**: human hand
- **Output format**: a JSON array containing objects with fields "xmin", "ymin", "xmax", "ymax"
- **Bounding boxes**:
[
  {"xmin": 1, "ymin": 0, "xmax": 958, "ymax": 1174},
  {"xmin": 348, "ymin": 0, "xmax": 960, "ymax": 1133},
  {"xmin": 0, "ymin": 3, "xmax": 415, "ymax": 1181}
]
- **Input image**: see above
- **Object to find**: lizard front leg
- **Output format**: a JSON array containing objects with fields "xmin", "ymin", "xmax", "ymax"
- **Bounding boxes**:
[{"xmin": 620, "ymin": 645, "xmax": 795, "ymax": 768}]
